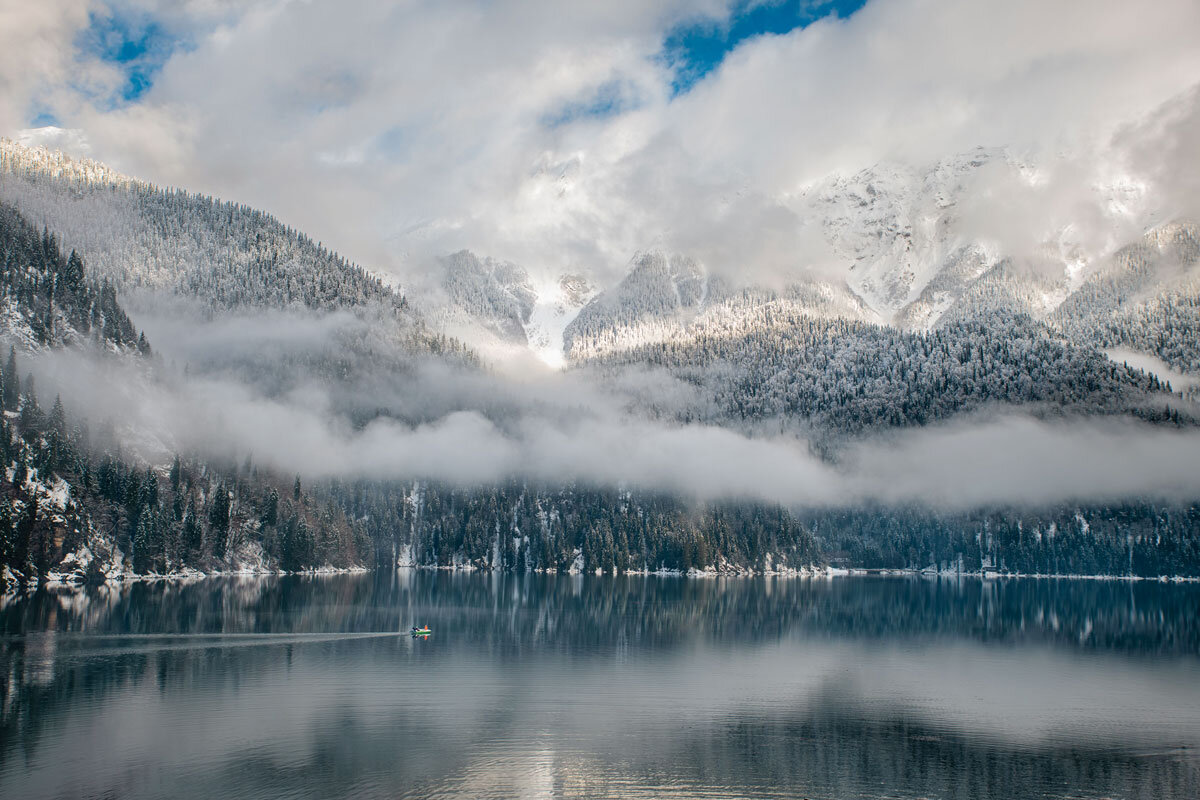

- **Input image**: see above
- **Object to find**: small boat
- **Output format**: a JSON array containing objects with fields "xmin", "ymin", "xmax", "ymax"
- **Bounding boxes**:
[{"xmin": 410, "ymin": 626, "xmax": 432, "ymax": 636}]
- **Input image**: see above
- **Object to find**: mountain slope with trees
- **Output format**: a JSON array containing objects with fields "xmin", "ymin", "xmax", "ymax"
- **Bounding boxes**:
[
  {"xmin": 1, "ymin": 141, "xmax": 1198, "ymax": 583},
  {"xmin": 1052, "ymin": 221, "xmax": 1200, "ymax": 377},
  {"xmin": 0, "ymin": 203, "xmax": 368, "ymax": 592},
  {"xmin": 584, "ymin": 306, "xmax": 1185, "ymax": 440}
]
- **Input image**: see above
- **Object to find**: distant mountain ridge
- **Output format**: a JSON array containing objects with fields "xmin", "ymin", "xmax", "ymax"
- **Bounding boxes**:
[
  {"xmin": 1, "ymin": 137, "xmax": 1198, "ymax": 584},
  {"xmin": 430, "ymin": 147, "xmax": 1199, "ymax": 395}
]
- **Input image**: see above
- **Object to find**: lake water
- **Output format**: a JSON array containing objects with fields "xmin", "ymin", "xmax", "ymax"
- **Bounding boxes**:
[{"xmin": 2, "ymin": 572, "xmax": 1199, "ymax": 799}]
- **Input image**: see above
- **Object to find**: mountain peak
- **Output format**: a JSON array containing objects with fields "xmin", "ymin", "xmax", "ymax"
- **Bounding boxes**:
[{"xmin": 1, "ymin": 134, "xmax": 138, "ymax": 190}]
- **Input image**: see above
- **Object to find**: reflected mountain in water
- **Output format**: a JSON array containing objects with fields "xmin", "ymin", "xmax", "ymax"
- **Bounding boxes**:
[{"xmin": 3, "ymin": 572, "xmax": 1199, "ymax": 799}]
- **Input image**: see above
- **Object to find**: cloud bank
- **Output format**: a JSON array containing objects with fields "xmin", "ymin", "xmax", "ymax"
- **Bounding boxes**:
[
  {"xmin": 25, "ymin": 336, "xmax": 1200, "ymax": 511},
  {"xmin": 7, "ymin": 0, "xmax": 1200, "ymax": 514},
  {"xmin": 5, "ymin": 0, "xmax": 1200, "ymax": 287}
]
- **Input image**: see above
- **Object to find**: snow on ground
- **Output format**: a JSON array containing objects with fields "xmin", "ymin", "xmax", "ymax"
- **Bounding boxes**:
[
  {"xmin": 2, "ymin": 565, "xmax": 22, "ymax": 600},
  {"xmin": 0, "ymin": 297, "xmax": 41, "ymax": 349},
  {"xmin": 45, "ymin": 477, "xmax": 71, "ymax": 510},
  {"xmin": 523, "ymin": 276, "xmax": 596, "ymax": 368}
]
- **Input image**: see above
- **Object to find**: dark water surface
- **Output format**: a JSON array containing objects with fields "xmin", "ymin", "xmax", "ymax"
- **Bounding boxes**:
[{"xmin": 2, "ymin": 572, "xmax": 1199, "ymax": 799}]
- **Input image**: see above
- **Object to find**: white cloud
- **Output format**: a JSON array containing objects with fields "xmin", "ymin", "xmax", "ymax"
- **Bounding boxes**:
[
  {"xmin": 10, "ymin": 0, "xmax": 1200, "ymax": 290},
  {"xmin": 1116, "ymin": 84, "xmax": 1200, "ymax": 224},
  {"xmin": 8, "ymin": 1, "xmax": 1200, "ymax": 517},
  {"xmin": 24, "ymin": 338, "xmax": 1200, "ymax": 510},
  {"xmin": 0, "ymin": 0, "xmax": 100, "ymax": 131}
]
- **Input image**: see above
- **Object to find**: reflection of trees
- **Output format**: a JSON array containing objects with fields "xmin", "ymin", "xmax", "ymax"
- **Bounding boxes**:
[
  {"xmin": 6, "ymin": 640, "xmax": 1196, "ymax": 800},
  {"xmin": 4, "ymin": 574, "xmax": 1197, "ymax": 749},
  {"xmin": 589, "ymin": 693, "xmax": 1200, "ymax": 800},
  {"xmin": 1, "ymin": 632, "xmax": 147, "ymax": 768},
  {"xmin": 2, "ymin": 572, "xmax": 1199, "ymax": 798},
  {"xmin": 5, "ymin": 572, "xmax": 1199, "ymax": 653}
]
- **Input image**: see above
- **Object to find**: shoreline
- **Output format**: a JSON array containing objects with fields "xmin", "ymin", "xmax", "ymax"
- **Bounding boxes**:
[
  {"xmin": 3, "ymin": 563, "xmax": 371, "ymax": 596},
  {"xmin": 400, "ymin": 563, "xmax": 1200, "ymax": 582},
  {"xmin": 7, "ymin": 562, "xmax": 1199, "ymax": 599}
]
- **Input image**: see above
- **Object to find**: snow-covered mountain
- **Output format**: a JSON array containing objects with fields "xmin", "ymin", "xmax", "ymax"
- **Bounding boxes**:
[
  {"xmin": 440, "ymin": 250, "xmax": 537, "ymax": 345},
  {"xmin": 563, "ymin": 251, "xmax": 707, "ymax": 361},
  {"xmin": 421, "ymin": 147, "xmax": 1012, "ymax": 358},
  {"xmin": 424, "ymin": 250, "xmax": 595, "ymax": 367},
  {"xmin": 812, "ymin": 149, "xmax": 1004, "ymax": 320},
  {"xmin": 0, "ymin": 137, "xmax": 479, "ymax": 417},
  {"xmin": 560, "ymin": 252, "xmax": 873, "ymax": 361},
  {"xmin": 1, "ymin": 136, "xmax": 1196, "ymax": 586},
  {"xmin": 0, "ymin": 138, "xmax": 405, "ymax": 312},
  {"xmin": 6, "ymin": 133, "xmax": 1195, "ymax": 395},
  {"xmin": 523, "ymin": 272, "xmax": 595, "ymax": 367},
  {"xmin": 426, "ymin": 145, "xmax": 1199, "ymax": 384}
]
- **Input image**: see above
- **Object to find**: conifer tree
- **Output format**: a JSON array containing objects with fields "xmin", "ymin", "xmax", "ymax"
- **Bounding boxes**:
[
  {"xmin": 62, "ymin": 250, "xmax": 85, "ymax": 293},
  {"xmin": 0, "ymin": 500, "xmax": 13, "ymax": 567},
  {"xmin": 133, "ymin": 512, "xmax": 153, "ymax": 574},
  {"xmin": 262, "ymin": 488, "xmax": 279, "ymax": 528},
  {"xmin": 183, "ymin": 497, "xmax": 201, "ymax": 556},
  {"xmin": 49, "ymin": 395, "xmax": 66, "ymax": 438},
  {"xmin": 1, "ymin": 348, "xmax": 18, "ymax": 411},
  {"xmin": 18, "ymin": 375, "xmax": 41, "ymax": 439},
  {"xmin": 209, "ymin": 484, "xmax": 231, "ymax": 558}
]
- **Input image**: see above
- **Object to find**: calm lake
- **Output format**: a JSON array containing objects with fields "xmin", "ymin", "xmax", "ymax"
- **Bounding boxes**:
[{"xmin": 2, "ymin": 572, "xmax": 1199, "ymax": 799}]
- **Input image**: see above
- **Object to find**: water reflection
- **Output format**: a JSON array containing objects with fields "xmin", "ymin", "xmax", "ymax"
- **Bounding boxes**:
[{"xmin": 2, "ymin": 572, "xmax": 1199, "ymax": 799}]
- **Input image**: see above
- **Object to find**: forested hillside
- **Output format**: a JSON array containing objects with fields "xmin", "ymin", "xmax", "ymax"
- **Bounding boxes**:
[
  {"xmin": 317, "ymin": 480, "xmax": 1200, "ymax": 578},
  {"xmin": 438, "ymin": 250, "xmax": 537, "ymax": 345},
  {"xmin": 1052, "ymin": 221, "xmax": 1200, "ymax": 376},
  {"xmin": 0, "ymin": 141, "xmax": 401, "ymax": 311},
  {"xmin": 0, "ymin": 202, "xmax": 144, "ymax": 353},
  {"xmin": 0, "ymin": 140, "xmax": 476, "ymax": 369},
  {"xmin": 2, "ymin": 139, "xmax": 1199, "ymax": 584},
  {"xmin": 0, "ymin": 375, "xmax": 369, "ymax": 590},
  {"xmin": 805, "ymin": 503, "xmax": 1200, "ymax": 578},
  {"xmin": 587, "ymin": 307, "xmax": 1183, "ymax": 438},
  {"xmin": 0, "ymin": 204, "xmax": 368, "ymax": 591},
  {"xmin": 324, "ymin": 480, "xmax": 822, "ymax": 575},
  {"xmin": 564, "ymin": 252, "xmax": 708, "ymax": 360}
]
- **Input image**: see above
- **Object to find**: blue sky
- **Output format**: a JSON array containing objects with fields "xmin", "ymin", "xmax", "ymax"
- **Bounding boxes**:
[
  {"xmin": 56, "ymin": 0, "xmax": 868, "ymax": 126},
  {"xmin": 29, "ymin": 8, "xmax": 180, "ymax": 127},
  {"xmin": 30, "ymin": 110, "xmax": 60, "ymax": 128},
  {"xmin": 541, "ymin": 79, "xmax": 643, "ymax": 128},
  {"xmin": 536, "ymin": 1, "xmax": 870, "ymax": 128},
  {"xmin": 77, "ymin": 9, "xmax": 182, "ymax": 106},
  {"xmin": 663, "ymin": 0, "xmax": 868, "ymax": 94}
]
